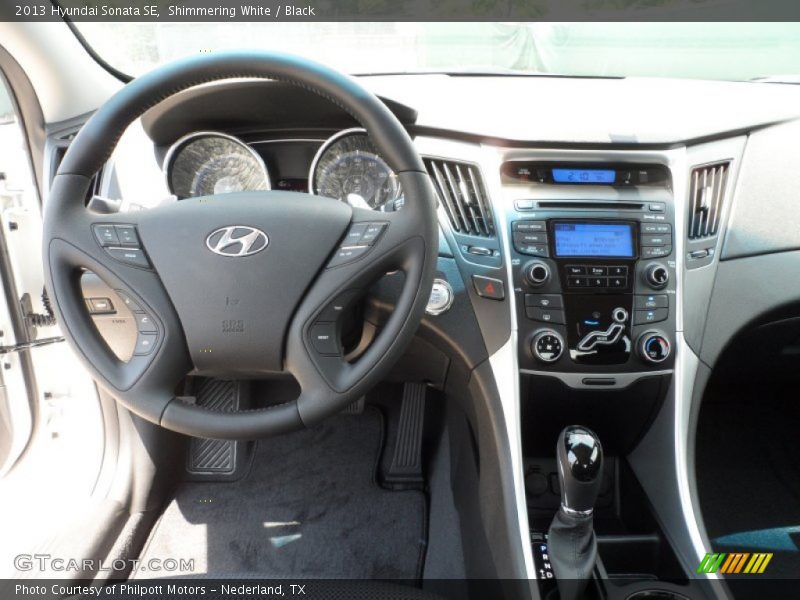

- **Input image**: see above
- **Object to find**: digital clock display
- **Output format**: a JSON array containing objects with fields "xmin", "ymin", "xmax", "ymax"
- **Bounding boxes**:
[{"xmin": 552, "ymin": 168, "xmax": 616, "ymax": 184}]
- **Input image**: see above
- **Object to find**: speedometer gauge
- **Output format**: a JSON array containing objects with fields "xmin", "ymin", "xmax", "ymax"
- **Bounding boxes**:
[
  {"xmin": 165, "ymin": 131, "xmax": 270, "ymax": 199},
  {"xmin": 309, "ymin": 129, "xmax": 403, "ymax": 211}
]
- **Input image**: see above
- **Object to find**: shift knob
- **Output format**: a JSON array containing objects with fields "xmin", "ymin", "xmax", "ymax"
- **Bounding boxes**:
[{"xmin": 556, "ymin": 425, "xmax": 603, "ymax": 514}]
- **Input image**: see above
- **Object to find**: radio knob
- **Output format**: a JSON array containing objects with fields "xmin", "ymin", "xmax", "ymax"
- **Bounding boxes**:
[
  {"xmin": 531, "ymin": 329, "xmax": 564, "ymax": 363},
  {"xmin": 525, "ymin": 261, "xmax": 551, "ymax": 287},
  {"xmin": 638, "ymin": 332, "xmax": 671, "ymax": 364},
  {"xmin": 645, "ymin": 263, "xmax": 669, "ymax": 289}
]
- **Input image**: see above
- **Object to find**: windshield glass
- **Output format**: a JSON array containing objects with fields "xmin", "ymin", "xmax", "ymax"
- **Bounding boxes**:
[{"xmin": 74, "ymin": 22, "xmax": 800, "ymax": 82}]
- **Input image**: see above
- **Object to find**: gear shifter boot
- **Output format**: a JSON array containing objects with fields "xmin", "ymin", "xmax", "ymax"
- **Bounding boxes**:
[
  {"xmin": 547, "ymin": 425, "xmax": 603, "ymax": 600},
  {"xmin": 548, "ymin": 509, "xmax": 597, "ymax": 600}
]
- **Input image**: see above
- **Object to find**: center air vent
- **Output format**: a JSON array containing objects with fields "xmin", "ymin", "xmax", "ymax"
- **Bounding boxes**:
[
  {"xmin": 688, "ymin": 162, "xmax": 730, "ymax": 240},
  {"xmin": 424, "ymin": 158, "xmax": 495, "ymax": 238}
]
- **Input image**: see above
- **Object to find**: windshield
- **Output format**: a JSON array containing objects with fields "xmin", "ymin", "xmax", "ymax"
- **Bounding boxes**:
[{"xmin": 74, "ymin": 22, "xmax": 800, "ymax": 82}]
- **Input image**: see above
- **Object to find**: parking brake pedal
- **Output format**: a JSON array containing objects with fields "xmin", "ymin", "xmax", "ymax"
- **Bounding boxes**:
[
  {"xmin": 186, "ymin": 379, "xmax": 243, "ymax": 479},
  {"xmin": 384, "ymin": 382, "xmax": 426, "ymax": 487}
]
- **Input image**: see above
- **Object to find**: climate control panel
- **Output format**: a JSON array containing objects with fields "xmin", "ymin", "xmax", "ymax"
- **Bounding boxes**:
[{"xmin": 511, "ymin": 205, "xmax": 676, "ymax": 373}]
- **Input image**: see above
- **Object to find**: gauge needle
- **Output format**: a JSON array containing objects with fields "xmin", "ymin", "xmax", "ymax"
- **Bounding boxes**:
[{"xmin": 346, "ymin": 193, "xmax": 371, "ymax": 209}]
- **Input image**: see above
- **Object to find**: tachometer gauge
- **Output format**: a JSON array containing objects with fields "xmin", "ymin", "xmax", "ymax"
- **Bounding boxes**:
[
  {"xmin": 310, "ymin": 129, "xmax": 403, "ymax": 211},
  {"xmin": 164, "ymin": 131, "xmax": 270, "ymax": 199}
]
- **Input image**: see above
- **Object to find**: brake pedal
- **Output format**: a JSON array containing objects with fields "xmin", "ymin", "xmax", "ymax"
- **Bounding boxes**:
[
  {"xmin": 384, "ymin": 382, "xmax": 426, "ymax": 487},
  {"xmin": 186, "ymin": 379, "xmax": 242, "ymax": 479}
]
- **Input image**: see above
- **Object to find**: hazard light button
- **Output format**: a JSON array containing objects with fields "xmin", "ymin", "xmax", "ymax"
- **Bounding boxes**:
[{"xmin": 472, "ymin": 275, "xmax": 505, "ymax": 301}]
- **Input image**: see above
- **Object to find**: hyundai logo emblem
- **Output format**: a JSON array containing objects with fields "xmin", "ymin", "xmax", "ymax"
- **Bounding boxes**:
[{"xmin": 206, "ymin": 226, "xmax": 269, "ymax": 257}]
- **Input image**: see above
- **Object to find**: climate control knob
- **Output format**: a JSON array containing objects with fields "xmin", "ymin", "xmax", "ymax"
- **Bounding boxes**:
[
  {"xmin": 645, "ymin": 263, "xmax": 669, "ymax": 289},
  {"xmin": 638, "ymin": 332, "xmax": 671, "ymax": 364},
  {"xmin": 525, "ymin": 261, "xmax": 551, "ymax": 287},
  {"xmin": 531, "ymin": 329, "xmax": 564, "ymax": 363}
]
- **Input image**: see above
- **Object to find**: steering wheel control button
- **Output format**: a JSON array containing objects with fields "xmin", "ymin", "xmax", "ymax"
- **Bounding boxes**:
[
  {"xmin": 532, "ymin": 330, "xmax": 564, "ymax": 363},
  {"xmin": 115, "ymin": 290, "xmax": 144, "ymax": 313},
  {"xmin": 472, "ymin": 275, "xmax": 505, "ymax": 300},
  {"xmin": 359, "ymin": 222, "xmax": 388, "ymax": 245},
  {"xmin": 635, "ymin": 294, "xmax": 668, "ymax": 310},
  {"xmin": 134, "ymin": 313, "xmax": 158, "ymax": 333},
  {"xmin": 114, "ymin": 225, "xmax": 140, "ymax": 246},
  {"xmin": 526, "ymin": 307, "xmax": 566, "ymax": 325},
  {"xmin": 634, "ymin": 308, "xmax": 669, "ymax": 325},
  {"xmin": 86, "ymin": 297, "xmax": 116, "ymax": 315},
  {"xmin": 93, "ymin": 224, "xmax": 119, "ymax": 246},
  {"xmin": 638, "ymin": 332, "xmax": 671, "ymax": 364},
  {"xmin": 318, "ymin": 290, "xmax": 360, "ymax": 322},
  {"xmin": 426, "ymin": 279, "xmax": 454, "ymax": 316},
  {"xmin": 328, "ymin": 245, "xmax": 369, "ymax": 268},
  {"xmin": 343, "ymin": 223, "xmax": 368, "ymax": 245},
  {"xmin": 525, "ymin": 294, "xmax": 563, "ymax": 309},
  {"xmin": 134, "ymin": 333, "xmax": 158, "ymax": 356},
  {"xmin": 106, "ymin": 247, "xmax": 151, "ymax": 269},
  {"xmin": 309, "ymin": 322, "xmax": 339, "ymax": 355}
]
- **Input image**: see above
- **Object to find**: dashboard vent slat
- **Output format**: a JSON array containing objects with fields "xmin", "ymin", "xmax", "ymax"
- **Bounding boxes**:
[
  {"xmin": 424, "ymin": 158, "xmax": 495, "ymax": 238},
  {"xmin": 688, "ymin": 161, "xmax": 729, "ymax": 240}
]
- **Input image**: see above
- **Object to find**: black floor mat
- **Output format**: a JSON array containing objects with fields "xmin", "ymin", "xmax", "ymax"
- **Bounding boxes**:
[
  {"xmin": 136, "ymin": 409, "xmax": 427, "ymax": 579},
  {"xmin": 696, "ymin": 386, "xmax": 800, "ymax": 591}
]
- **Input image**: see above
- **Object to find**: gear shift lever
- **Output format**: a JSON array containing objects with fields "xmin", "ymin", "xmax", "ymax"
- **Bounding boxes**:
[{"xmin": 548, "ymin": 426, "xmax": 603, "ymax": 600}]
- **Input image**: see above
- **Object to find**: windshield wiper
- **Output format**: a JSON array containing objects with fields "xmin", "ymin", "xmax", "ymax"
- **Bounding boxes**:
[{"xmin": 749, "ymin": 75, "xmax": 800, "ymax": 85}]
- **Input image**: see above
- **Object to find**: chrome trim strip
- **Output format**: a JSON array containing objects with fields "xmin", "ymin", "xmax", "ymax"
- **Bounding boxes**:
[{"xmin": 520, "ymin": 369, "xmax": 673, "ymax": 390}]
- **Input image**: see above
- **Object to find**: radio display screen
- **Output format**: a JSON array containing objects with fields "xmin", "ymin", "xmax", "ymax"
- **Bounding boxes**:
[
  {"xmin": 553, "ymin": 222, "xmax": 635, "ymax": 258},
  {"xmin": 552, "ymin": 168, "xmax": 616, "ymax": 184}
]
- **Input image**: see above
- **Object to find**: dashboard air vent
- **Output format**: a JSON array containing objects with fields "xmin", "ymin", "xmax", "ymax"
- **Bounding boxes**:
[
  {"xmin": 424, "ymin": 158, "xmax": 495, "ymax": 238},
  {"xmin": 688, "ymin": 162, "xmax": 730, "ymax": 240}
]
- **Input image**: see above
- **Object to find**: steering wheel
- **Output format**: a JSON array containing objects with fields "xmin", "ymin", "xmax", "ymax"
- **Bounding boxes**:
[{"xmin": 43, "ymin": 51, "xmax": 437, "ymax": 439}]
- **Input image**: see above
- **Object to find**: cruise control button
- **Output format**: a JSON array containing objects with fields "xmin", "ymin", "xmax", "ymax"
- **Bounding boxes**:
[
  {"xmin": 328, "ymin": 245, "xmax": 369, "ymax": 267},
  {"xmin": 343, "ymin": 223, "xmax": 368, "ymax": 245},
  {"xmin": 93, "ymin": 224, "xmax": 119, "ymax": 246},
  {"xmin": 525, "ymin": 294, "xmax": 563, "ymax": 309},
  {"xmin": 635, "ymin": 295, "xmax": 669, "ymax": 310},
  {"xmin": 114, "ymin": 225, "xmax": 140, "ymax": 246},
  {"xmin": 106, "ymin": 247, "xmax": 150, "ymax": 268},
  {"xmin": 634, "ymin": 308, "xmax": 669, "ymax": 325},
  {"xmin": 135, "ymin": 313, "xmax": 157, "ymax": 333},
  {"xmin": 115, "ymin": 290, "xmax": 143, "ymax": 313},
  {"xmin": 473, "ymin": 275, "xmax": 505, "ymax": 300},
  {"xmin": 526, "ymin": 307, "xmax": 566, "ymax": 325},
  {"xmin": 134, "ymin": 333, "xmax": 158, "ymax": 356},
  {"xmin": 309, "ymin": 322, "xmax": 339, "ymax": 355},
  {"xmin": 87, "ymin": 297, "xmax": 115, "ymax": 314},
  {"xmin": 360, "ymin": 223, "xmax": 387, "ymax": 245}
]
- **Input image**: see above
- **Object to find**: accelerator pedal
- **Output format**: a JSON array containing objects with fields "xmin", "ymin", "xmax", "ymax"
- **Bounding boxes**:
[{"xmin": 384, "ymin": 382, "xmax": 427, "ymax": 488}]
